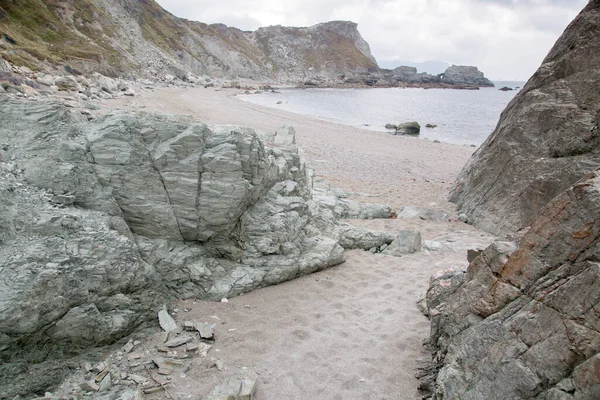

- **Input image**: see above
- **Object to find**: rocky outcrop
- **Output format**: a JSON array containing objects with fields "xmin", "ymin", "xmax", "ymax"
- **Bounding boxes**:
[
  {"xmin": 440, "ymin": 65, "xmax": 494, "ymax": 87},
  {"xmin": 0, "ymin": 0, "xmax": 377, "ymax": 83},
  {"xmin": 449, "ymin": 0, "xmax": 600, "ymax": 236},
  {"xmin": 0, "ymin": 1, "xmax": 494, "ymax": 88},
  {"xmin": 424, "ymin": 169, "xmax": 600, "ymax": 399},
  {"xmin": 341, "ymin": 64, "xmax": 493, "ymax": 88},
  {"xmin": 0, "ymin": 98, "xmax": 395, "ymax": 398}
]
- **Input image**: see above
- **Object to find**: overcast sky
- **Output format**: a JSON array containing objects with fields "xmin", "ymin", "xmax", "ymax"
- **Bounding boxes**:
[{"xmin": 155, "ymin": 0, "xmax": 588, "ymax": 81}]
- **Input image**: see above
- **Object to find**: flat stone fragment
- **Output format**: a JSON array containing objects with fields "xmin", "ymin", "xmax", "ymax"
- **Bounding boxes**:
[
  {"xmin": 196, "ymin": 322, "xmax": 215, "ymax": 340},
  {"xmin": 158, "ymin": 307, "xmax": 178, "ymax": 332},
  {"xmin": 153, "ymin": 357, "xmax": 190, "ymax": 375},
  {"xmin": 164, "ymin": 336, "xmax": 193, "ymax": 348},
  {"xmin": 207, "ymin": 369, "xmax": 258, "ymax": 400},
  {"xmin": 122, "ymin": 339, "xmax": 135, "ymax": 353},
  {"xmin": 80, "ymin": 380, "xmax": 100, "ymax": 392},
  {"xmin": 127, "ymin": 374, "xmax": 148, "ymax": 384}
]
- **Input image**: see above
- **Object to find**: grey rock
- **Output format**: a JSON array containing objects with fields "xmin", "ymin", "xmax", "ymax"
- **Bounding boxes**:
[
  {"xmin": 196, "ymin": 323, "xmax": 215, "ymax": 340},
  {"xmin": 392, "ymin": 121, "xmax": 420, "ymax": 136},
  {"xmin": 158, "ymin": 307, "xmax": 178, "ymax": 332},
  {"xmin": 338, "ymin": 224, "xmax": 395, "ymax": 250},
  {"xmin": 127, "ymin": 374, "xmax": 148, "ymax": 384},
  {"xmin": 94, "ymin": 386, "xmax": 138, "ymax": 400},
  {"xmin": 0, "ymin": 97, "xmax": 387, "ymax": 397},
  {"xmin": 424, "ymin": 169, "xmax": 600, "ymax": 399},
  {"xmin": 80, "ymin": 380, "xmax": 100, "ymax": 392},
  {"xmin": 54, "ymin": 76, "xmax": 80, "ymax": 92},
  {"xmin": 164, "ymin": 336, "xmax": 192, "ymax": 347},
  {"xmin": 153, "ymin": 357, "xmax": 189, "ymax": 375},
  {"xmin": 313, "ymin": 188, "xmax": 392, "ymax": 220},
  {"xmin": 51, "ymin": 194, "xmax": 76, "ymax": 206},
  {"xmin": 382, "ymin": 230, "xmax": 422, "ymax": 256},
  {"xmin": 441, "ymin": 65, "xmax": 494, "ymax": 87},
  {"xmin": 423, "ymin": 240, "xmax": 442, "ymax": 252},
  {"xmin": 396, "ymin": 206, "xmax": 448, "ymax": 222},
  {"xmin": 207, "ymin": 369, "xmax": 258, "ymax": 400},
  {"xmin": 466, "ymin": 248, "xmax": 483, "ymax": 263},
  {"xmin": 98, "ymin": 372, "xmax": 112, "ymax": 391},
  {"xmin": 449, "ymin": 1, "xmax": 600, "ymax": 236}
]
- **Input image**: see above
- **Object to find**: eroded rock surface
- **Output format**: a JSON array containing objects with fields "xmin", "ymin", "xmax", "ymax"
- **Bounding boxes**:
[
  {"xmin": 0, "ymin": 98, "xmax": 392, "ymax": 398},
  {"xmin": 440, "ymin": 65, "xmax": 494, "ymax": 87},
  {"xmin": 424, "ymin": 169, "xmax": 600, "ymax": 399},
  {"xmin": 450, "ymin": 1, "xmax": 600, "ymax": 236}
]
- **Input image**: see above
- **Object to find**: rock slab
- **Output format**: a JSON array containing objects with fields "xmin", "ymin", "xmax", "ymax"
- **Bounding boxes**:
[
  {"xmin": 449, "ymin": 1, "xmax": 600, "ymax": 236},
  {"xmin": 425, "ymin": 169, "xmax": 600, "ymax": 399}
]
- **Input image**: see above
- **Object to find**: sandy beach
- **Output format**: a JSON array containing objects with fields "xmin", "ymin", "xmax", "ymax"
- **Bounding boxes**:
[{"xmin": 103, "ymin": 87, "xmax": 495, "ymax": 400}]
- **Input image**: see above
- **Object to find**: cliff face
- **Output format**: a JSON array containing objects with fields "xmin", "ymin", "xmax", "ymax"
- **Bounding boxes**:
[
  {"xmin": 423, "ymin": 1, "xmax": 600, "ymax": 398},
  {"xmin": 426, "ymin": 169, "xmax": 600, "ymax": 399},
  {"xmin": 0, "ymin": 0, "xmax": 377, "ymax": 82},
  {"xmin": 449, "ymin": 0, "xmax": 600, "ymax": 236}
]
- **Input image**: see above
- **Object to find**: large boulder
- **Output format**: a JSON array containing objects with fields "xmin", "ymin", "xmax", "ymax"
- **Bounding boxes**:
[
  {"xmin": 424, "ymin": 169, "xmax": 600, "ymax": 399},
  {"xmin": 0, "ymin": 98, "xmax": 356, "ymax": 397},
  {"xmin": 441, "ymin": 65, "xmax": 494, "ymax": 87},
  {"xmin": 449, "ymin": 0, "xmax": 600, "ymax": 236}
]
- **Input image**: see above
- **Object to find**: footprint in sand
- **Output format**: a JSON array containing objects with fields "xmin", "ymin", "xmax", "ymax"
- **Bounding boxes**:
[
  {"xmin": 382, "ymin": 283, "xmax": 394, "ymax": 290},
  {"xmin": 291, "ymin": 329, "xmax": 311, "ymax": 340}
]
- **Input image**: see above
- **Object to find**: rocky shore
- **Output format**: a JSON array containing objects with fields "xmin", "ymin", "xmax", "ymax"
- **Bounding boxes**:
[
  {"xmin": 0, "ymin": 1, "xmax": 493, "ymax": 90},
  {"xmin": 0, "ymin": 52, "xmax": 487, "ymax": 398},
  {"xmin": 1, "ymin": 0, "xmax": 598, "ymax": 399}
]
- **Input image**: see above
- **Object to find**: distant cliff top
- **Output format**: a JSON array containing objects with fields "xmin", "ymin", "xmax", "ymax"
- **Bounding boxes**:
[
  {"xmin": 0, "ymin": 0, "xmax": 377, "ymax": 82},
  {"xmin": 0, "ymin": 0, "xmax": 493, "ymax": 87}
]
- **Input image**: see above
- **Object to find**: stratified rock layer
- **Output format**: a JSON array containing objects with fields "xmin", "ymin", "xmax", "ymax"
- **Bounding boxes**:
[
  {"xmin": 449, "ymin": 0, "xmax": 600, "ymax": 236},
  {"xmin": 426, "ymin": 169, "xmax": 600, "ymax": 399},
  {"xmin": 0, "ymin": 98, "xmax": 394, "ymax": 397}
]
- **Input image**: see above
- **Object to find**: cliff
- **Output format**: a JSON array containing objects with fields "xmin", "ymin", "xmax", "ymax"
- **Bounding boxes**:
[
  {"xmin": 449, "ymin": 0, "xmax": 600, "ymax": 236},
  {"xmin": 423, "ymin": 1, "xmax": 600, "ymax": 398},
  {"xmin": 0, "ymin": 0, "xmax": 376, "ymax": 82},
  {"xmin": 0, "ymin": 0, "xmax": 494, "ymax": 88}
]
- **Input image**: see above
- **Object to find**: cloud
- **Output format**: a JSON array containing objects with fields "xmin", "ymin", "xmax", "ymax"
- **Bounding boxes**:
[{"xmin": 155, "ymin": 0, "xmax": 588, "ymax": 80}]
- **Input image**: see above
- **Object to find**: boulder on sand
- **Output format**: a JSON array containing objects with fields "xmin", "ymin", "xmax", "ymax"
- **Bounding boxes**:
[{"xmin": 388, "ymin": 121, "xmax": 420, "ymax": 136}]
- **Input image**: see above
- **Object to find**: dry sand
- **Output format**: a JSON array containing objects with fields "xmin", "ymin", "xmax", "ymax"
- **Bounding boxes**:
[{"xmin": 103, "ymin": 87, "xmax": 495, "ymax": 399}]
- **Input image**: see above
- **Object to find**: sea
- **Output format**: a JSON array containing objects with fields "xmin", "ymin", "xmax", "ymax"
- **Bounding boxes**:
[{"xmin": 238, "ymin": 81, "xmax": 525, "ymax": 146}]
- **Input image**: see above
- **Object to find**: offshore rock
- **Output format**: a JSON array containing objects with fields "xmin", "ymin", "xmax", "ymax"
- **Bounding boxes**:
[
  {"xmin": 449, "ymin": 1, "xmax": 600, "ymax": 236},
  {"xmin": 393, "ymin": 122, "xmax": 421, "ymax": 136},
  {"xmin": 425, "ymin": 169, "xmax": 600, "ymax": 399},
  {"xmin": 0, "ymin": 98, "xmax": 349, "ymax": 398},
  {"xmin": 440, "ymin": 65, "xmax": 494, "ymax": 87}
]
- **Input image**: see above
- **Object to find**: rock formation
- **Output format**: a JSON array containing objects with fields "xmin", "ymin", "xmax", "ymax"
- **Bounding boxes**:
[
  {"xmin": 424, "ymin": 2, "xmax": 600, "ymax": 398},
  {"xmin": 440, "ymin": 65, "xmax": 494, "ymax": 87},
  {"xmin": 0, "ymin": 1, "xmax": 493, "ymax": 88},
  {"xmin": 0, "ymin": 98, "xmax": 392, "ymax": 398},
  {"xmin": 449, "ymin": 0, "xmax": 600, "ymax": 236},
  {"xmin": 425, "ymin": 169, "xmax": 600, "ymax": 399},
  {"xmin": 0, "ymin": 0, "xmax": 376, "ymax": 83}
]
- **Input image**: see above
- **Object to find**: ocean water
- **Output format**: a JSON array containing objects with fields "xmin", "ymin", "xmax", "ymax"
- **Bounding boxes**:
[{"xmin": 238, "ymin": 81, "xmax": 524, "ymax": 146}]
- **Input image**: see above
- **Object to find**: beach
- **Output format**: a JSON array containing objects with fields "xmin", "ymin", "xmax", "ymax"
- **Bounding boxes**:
[{"xmin": 104, "ymin": 86, "xmax": 495, "ymax": 399}]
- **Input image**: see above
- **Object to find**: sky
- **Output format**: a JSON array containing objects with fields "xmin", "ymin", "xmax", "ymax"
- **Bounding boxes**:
[{"xmin": 154, "ymin": 0, "xmax": 588, "ymax": 81}]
